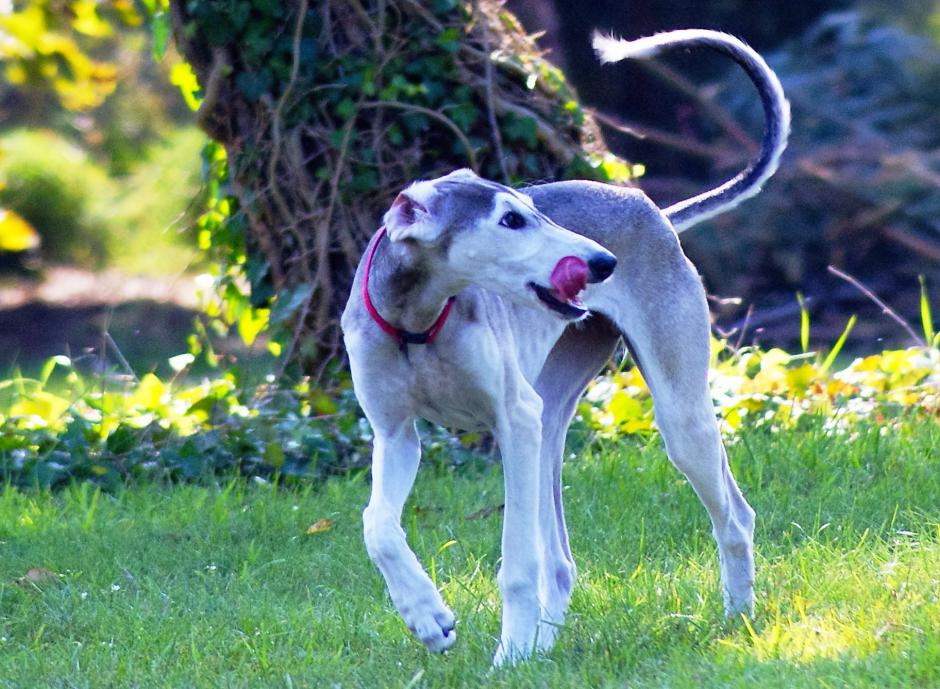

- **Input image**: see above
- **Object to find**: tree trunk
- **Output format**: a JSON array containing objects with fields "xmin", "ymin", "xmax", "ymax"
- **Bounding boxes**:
[{"xmin": 170, "ymin": 0, "xmax": 621, "ymax": 369}]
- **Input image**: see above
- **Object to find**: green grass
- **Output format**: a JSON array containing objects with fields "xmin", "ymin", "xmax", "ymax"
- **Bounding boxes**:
[{"xmin": 0, "ymin": 419, "xmax": 937, "ymax": 688}]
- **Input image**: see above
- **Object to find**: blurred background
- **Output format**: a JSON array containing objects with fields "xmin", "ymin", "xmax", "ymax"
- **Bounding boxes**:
[{"xmin": 1, "ymin": 0, "xmax": 938, "ymax": 377}]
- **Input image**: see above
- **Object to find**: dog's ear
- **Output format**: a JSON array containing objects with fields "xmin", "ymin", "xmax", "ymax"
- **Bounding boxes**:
[{"xmin": 384, "ymin": 182, "xmax": 441, "ymax": 243}]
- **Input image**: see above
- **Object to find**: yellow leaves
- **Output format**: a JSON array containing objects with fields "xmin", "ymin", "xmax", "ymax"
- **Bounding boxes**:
[
  {"xmin": 15, "ymin": 566, "xmax": 62, "ymax": 589},
  {"xmin": 582, "ymin": 367, "xmax": 654, "ymax": 437},
  {"xmin": 128, "ymin": 373, "xmax": 166, "ymax": 411},
  {"xmin": 0, "ymin": 208, "xmax": 40, "ymax": 251},
  {"xmin": 589, "ymin": 153, "xmax": 645, "ymax": 183},
  {"xmin": 0, "ymin": 354, "xmax": 252, "ymax": 440},
  {"xmin": 170, "ymin": 62, "xmax": 203, "ymax": 111},
  {"xmin": 607, "ymin": 391, "xmax": 654, "ymax": 434},
  {"xmin": 0, "ymin": 0, "xmax": 119, "ymax": 111},
  {"xmin": 584, "ymin": 344, "xmax": 940, "ymax": 439},
  {"xmin": 9, "ymin": 390, "xmax": 70, "ymax": 426},
  {"xmin": 237, "ymin": 308, "xmax": 269, "ymax": 347},
  {"xmin": 786, "ymin": 363, "xmax": 817, "ymax": 395},
  {"xmin": 306, "ymin": 518, "xmax": 334, "ymax": 535},
  {"xmin": 71, "ymin": 0, "xmax": 112, "ymax": 38}
]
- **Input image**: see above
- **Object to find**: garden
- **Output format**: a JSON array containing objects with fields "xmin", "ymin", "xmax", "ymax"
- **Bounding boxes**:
[{"xmin": 0, "ymin": 1, "xmax": 938, "ymax": 687}]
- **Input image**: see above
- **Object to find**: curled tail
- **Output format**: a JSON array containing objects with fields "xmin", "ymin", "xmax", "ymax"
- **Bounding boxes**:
[{"xmin": 593, "ymin": 29, "xmax": 790, "ymax": 233}]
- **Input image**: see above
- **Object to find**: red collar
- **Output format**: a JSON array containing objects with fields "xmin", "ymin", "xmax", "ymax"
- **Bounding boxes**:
[{"xmin": 362, "ymin": 226, "xmax": 455, "ymax": 349}]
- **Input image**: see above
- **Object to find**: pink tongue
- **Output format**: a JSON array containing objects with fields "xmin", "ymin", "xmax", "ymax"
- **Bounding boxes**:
[{"xmin": 550, "ymin": 256, "xmax": 588, "ymax": 302}]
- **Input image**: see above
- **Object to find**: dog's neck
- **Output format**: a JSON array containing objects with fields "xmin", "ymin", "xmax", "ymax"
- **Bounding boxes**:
[{"xmin": 367, "ymin": 236, "xmax": 461, "ymax": 335}]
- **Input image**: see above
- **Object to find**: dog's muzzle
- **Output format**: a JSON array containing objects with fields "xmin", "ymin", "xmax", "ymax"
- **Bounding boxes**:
[{"xmin": 529, "ymin": 252, "xmax": 617, "ymax": 320}]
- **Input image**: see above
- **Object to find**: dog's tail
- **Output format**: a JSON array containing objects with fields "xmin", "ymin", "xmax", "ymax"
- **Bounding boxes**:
[{"xmin": 592, "ymin": 29, "xmax": 790, "ymax": 233}]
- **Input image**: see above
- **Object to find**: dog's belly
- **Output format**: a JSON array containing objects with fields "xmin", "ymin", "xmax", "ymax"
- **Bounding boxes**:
[
  {"xmin": 418, "ymin": 405, "xmax": 489, "ymax": 432},
  {"xmin": 411, "ymin": 387, "xmax": 492, "ymax": 432}
]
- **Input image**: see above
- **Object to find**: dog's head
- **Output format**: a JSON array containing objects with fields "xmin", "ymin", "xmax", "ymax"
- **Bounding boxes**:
[{"xmin": 383, "ymin": 169, "xmax": 617, "ymax": 320}]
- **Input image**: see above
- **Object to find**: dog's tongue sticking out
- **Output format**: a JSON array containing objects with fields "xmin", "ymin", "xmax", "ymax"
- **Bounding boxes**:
[{"xmin": 550, "ymin": 256, "xmax": 588, "ymax": 303}]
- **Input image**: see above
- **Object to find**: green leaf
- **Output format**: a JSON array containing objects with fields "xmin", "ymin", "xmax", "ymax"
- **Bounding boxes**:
[
  {"xmin": 796, "ymin": 291, "xmax": 810, "ymax": 353},
  {"xmin": 820, "ymin": 314, "xmax": 857, "ymax": 374},
  {"xmin": 502, "ymin": 115, "xmax": 538, "ymax": 148},
  {"xmin": 39, "ymin": 355, "xmax": 71, "ymax": 386},
  {"xmin": 270, "ymin": 284, "xmax": 313, "ymax": 325},
  {"xmin": 919, "ymin": 275, "xmax": 934, "ymax": 346},
  {"xmin": 151, "ymin": 11, "xmax": 169, "ymax": 61},
  {"xmin": 9, "ymin": 391, "xmax": 70, "ymax": 424},
  {"xmin": 264, "ymin": 441, "xmax": 285, "ymax": 468},
  {"xmin": 106, "ymin": 425, "xmax": 137, "ymax": 455},
  {"xmin": 129, "ymin": 373, "xmax": 166, "ymax": 410}
]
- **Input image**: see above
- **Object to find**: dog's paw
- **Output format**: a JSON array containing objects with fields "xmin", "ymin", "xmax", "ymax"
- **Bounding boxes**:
[
  {"xmin": 723, "ymin": 585, "xmax": 755, "ymax": 618},
  {"xmin": 401, "ymin": 595, "xmax": 457, "ymax": 653},
  {"xmin": 492, "ymin": 637, "xmax": 536, "ymax": 668},
  {"xmin": 535, "ymin": 618, "xmax": 562, "ymax": 653}
]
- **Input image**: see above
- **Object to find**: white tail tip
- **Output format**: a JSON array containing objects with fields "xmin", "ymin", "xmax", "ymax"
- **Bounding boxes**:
[{"xmin": 591, "ymin": 31, "xmax": 659, "ymax": 63}]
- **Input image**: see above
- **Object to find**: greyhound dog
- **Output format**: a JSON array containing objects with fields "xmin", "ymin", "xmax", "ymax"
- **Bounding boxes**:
[{"xmin": 341, "ymin": 29, "xmax": 789, "ymax": 665}]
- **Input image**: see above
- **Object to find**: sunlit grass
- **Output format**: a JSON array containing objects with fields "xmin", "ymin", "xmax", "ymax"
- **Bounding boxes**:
[{"xmin": 0, "ymin": 418, "xmax": 937, "ymax": 688}]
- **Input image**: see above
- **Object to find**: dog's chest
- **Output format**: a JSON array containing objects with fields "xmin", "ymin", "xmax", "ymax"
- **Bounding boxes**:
[
  {"xmin": 396, "ymin": 335, "xmax": 505, "ymax": 432},
  {"xmin": 406, "ymin": 358, "xmax": 495, "ymax": 432}
]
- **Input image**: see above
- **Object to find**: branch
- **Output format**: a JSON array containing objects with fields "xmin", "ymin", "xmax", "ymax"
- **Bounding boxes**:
[
  {"xmin": 474, "ymin": 0, "xmax": 510, "ymax": 183},
  {"xmin": 592, "ymin": 109, "xmax": 741, "ymax": 163},
  {"xmin": 195, "ymin": 48, "xmax": 231, "ymax": 140},
  {"xmin": 827, "ymin": 265, "xmax": 925, "ymax": 346},
  {"xmin": 638, "ymin": 60, "xmax": 757, "ymax": 152},
  {"xmin": 487, "ymin": 95, "xmax": 581, "ymax": 164},
  {"xmin": 360, "ymin": 101, "xmax": 479, "ymax": 170}
]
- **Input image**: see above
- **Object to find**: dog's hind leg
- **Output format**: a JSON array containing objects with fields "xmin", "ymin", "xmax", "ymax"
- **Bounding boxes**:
[
  {"xmin": 594, "ymin": 265, "xmax": 755, "ymax": 616},
  {"xmin": 638, "ymin": 339, "xmax": 756, "ymax": 616},
  {"xmin": 532, "ymin": 317, "xmax": 620, "ymax": 646},
  {"xmin": 361, "ymin": 417, "xmax": 457, "ymax": 652}
]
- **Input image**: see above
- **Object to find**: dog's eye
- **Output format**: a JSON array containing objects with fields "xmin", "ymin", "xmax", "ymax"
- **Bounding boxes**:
[{"xmin": 499, "ymin": 211, "xmax": 526, "ymax": 230}]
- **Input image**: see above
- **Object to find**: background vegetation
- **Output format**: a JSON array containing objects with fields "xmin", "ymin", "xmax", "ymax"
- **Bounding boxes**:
[{"xmin": 0, "ymin": 1, "xmax": 937, "ymax": 684}]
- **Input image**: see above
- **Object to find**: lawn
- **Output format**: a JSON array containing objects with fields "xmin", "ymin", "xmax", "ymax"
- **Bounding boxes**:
[{"xmin": 0, "ymin": 418, "xmax": 937, "ymax": 688}]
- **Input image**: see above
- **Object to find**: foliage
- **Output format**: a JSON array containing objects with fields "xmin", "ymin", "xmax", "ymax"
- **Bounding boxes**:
[
  {"xmin": 583, "ymin": 342, "xmax": 939, "ymax": 440},
  {"xmin": 0, "ymin": 357, "xmax": 370, "ymax": 490},
  {"xmin": 583, "ymin": 290, "xmax": 939, "ymax": 438},
  {"xmin": 0, "ymin": 129, "xmax": 114, "ymax": 266},
  {"xmin": 104, "ymin": 126, "xmax": 206, "ymax": 274},
  {"xmin": 2, "ymin": 323, "xmax": 937, "ymax": 490},
  {"xmin": 0, "ymin": 206, "xmax": 39, "ymax": 252},
  {"xmin": 0, "ymin": 126, "xmax": 204, "ymax": 272},
  {"xmin": 169, "ymin": 0, "xmax": 634, "ymax": 364},
  {"xmin": 693, "ymin": 11, "xmax": 940, "ymax": 334},
  {"xmin": 0, "ymin": 0, "xmax": 138, "ymax": 112},
  {"xmin": 0, "ymin": 418, "xmax": 937, "ymax": 686}
]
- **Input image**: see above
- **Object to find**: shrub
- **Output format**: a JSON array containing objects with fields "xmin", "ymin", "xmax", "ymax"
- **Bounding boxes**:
[{"xmin": 0, "ymin": 129, "xmax": 114, "ymax": 267}]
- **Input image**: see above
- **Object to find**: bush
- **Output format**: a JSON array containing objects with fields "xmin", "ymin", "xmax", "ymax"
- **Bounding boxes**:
[
  {"xmin": 105, "ymin": 126, "xmax": 206, "ymax": 274},
  {"xmin": 0, "ymin": 129, "xmax": 114, "ymax": 267}
]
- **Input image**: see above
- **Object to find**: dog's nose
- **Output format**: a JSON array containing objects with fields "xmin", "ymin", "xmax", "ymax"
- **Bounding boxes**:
[{"xmin": 587, "ymin": 253, "xmax": 617, "ymax": 283}]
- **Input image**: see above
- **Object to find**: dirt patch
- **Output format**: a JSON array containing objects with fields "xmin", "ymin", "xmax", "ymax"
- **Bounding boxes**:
[{"xmin": 0, "ymin": 266, "xmax": 200, "ymax": 310}]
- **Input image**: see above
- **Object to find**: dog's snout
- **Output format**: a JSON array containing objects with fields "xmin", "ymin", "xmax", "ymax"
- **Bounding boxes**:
[{"xmin": 587, "ymin": 253, "xmax": 617, "ymax": 283}]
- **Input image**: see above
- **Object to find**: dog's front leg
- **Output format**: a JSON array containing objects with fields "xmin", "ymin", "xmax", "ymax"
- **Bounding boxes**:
[
  {"xmin": 492, "ymin": 387, "xmax": 546, "ymax": 666},
  {"xmin": 363, "ymin": 419, "xmax": 456, "ymax": 652}
]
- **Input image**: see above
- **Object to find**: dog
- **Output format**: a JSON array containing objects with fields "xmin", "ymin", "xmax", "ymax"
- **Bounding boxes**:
[{"xmin": 341, "ymin": 29, "xmax": 789, "ymax": 665}]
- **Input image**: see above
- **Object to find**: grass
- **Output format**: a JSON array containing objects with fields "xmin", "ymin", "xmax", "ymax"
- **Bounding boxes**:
[{"xmin": 0, "ymin": 418, "xmax": 937, "ymax": 688}]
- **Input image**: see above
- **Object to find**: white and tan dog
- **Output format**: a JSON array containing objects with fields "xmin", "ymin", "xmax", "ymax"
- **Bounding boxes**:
[{"xmin": 342, "ymin": 30, "xmax": 789, "ymax": 665}]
